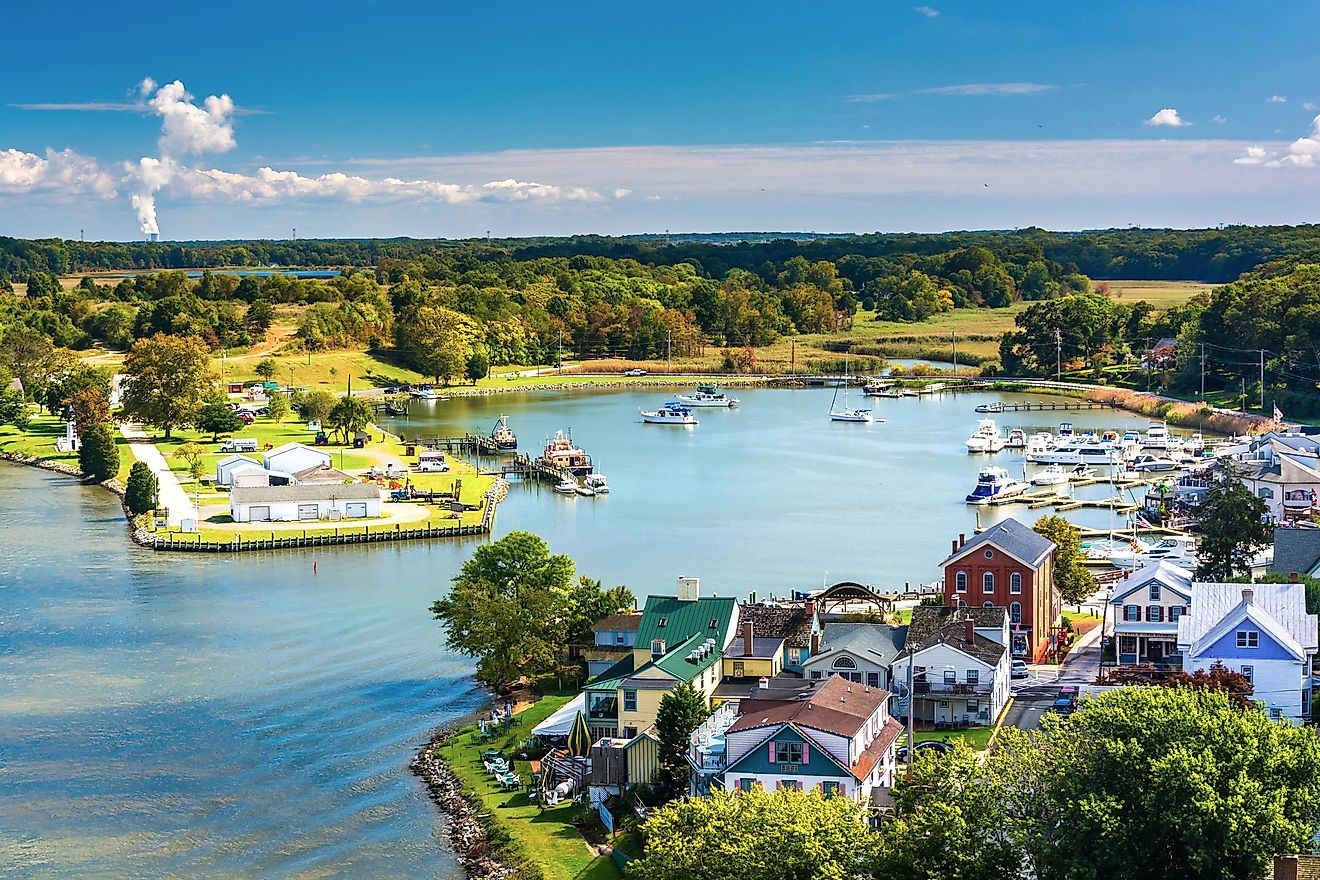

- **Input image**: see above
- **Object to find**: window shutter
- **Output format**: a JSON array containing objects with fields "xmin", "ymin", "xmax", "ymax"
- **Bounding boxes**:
[
  {"xmin": 802, "ymin": 743, "xmax": 810, "ymax": 764},
  {"xmin": 796, "ymin": 780, "xmax": 803, "ymax": 791},
  {"xmin": 769, "ymin": 740, "xmax": 776, "ymax": 762}
]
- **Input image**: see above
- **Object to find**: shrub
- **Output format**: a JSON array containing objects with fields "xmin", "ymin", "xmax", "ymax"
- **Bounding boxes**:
[
  {"xmin": 125, "ymin": 461, "xmax": 158, "ymax": 514},
  {"xmin": 77, "ymin": 423, "xmax": 120, "ymax": 482}
]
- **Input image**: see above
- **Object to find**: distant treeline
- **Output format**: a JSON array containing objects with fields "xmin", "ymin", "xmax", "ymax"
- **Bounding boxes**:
[{"xmin": 6, "ymin": 225, "xmax": 1320, "ymax": 282}]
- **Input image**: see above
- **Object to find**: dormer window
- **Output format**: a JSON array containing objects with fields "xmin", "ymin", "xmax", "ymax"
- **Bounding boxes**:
[
  {"xmin": 652, "ymin": 639, "xmax": 666, "ymax": 658},
  {"xmin": 658, "ymin": 618, "xmax": 668, "ymax": 628}
]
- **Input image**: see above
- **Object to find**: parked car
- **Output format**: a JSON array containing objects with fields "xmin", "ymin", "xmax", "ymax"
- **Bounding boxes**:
[
  {"xmin": 1049, "ymin": 697, "xmax": 1075, "ymax": 716},
  {"xmin": 237, "ymin": 411, "xmax": 255, "ymax": 424},
  {"xmin": 1010, "ymin": 659, "xmax": 1030, "ymax": 679},
  {"xmin": 623, "ymin": 368, "xmax": 647, "ymax": 376},
  {"xmin": 896, "ymin": 740, "xmax": 955, "ymax": 762}
]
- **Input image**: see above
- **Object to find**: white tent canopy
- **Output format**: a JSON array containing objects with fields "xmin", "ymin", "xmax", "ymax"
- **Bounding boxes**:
[{"xmin": 531, "ymin": 692, "xmax": 586, "ymax": 738}]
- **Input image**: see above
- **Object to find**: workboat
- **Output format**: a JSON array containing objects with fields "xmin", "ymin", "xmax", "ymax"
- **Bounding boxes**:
[
  {"xmin": 1030, "ymin": 464, "xmax": 1070, "ymax": 486},
  {"xmin": 540, "ymin": 430, "xmax": 593, "ymax": 475},
  {"xmin": 1129, "ymin": 453, "xmax": 1180, "ymax": 472},
  {"xmin": 975, "ymin": 402, "xmax": 1005, "ymax": 413},
  {"xmin": 410, "ymin": 386, "xmax": 446, "ymax": 400},
  {"xmin": 1005, "ymin": 428, "xmax": 1027, "ymax": 449},
  {"xmin": 966, "ymin": 419, "xmax": 1007, "ymax": 452},
  {"xmin": 1026, "ymin": 439, "xmax": 1119, "ymax": 465},
  {"xmin": 676, "ymin": 383, "xmax": 739, "ymax": 407},
  {"xmin": 554, "ymin": 478, "xmax": 580, "ymax": 495},
  {"xmin": 1144, "ymin": 422, "xmax": 1171, "ymax": 450},
  {"xmin": 489, "ymin": 414, "xmax": 518, "ymax": 451},
  {"xmin": 965, "ymin": 467, "xmax": 1031, "ymax": 504},
  {"xmin": 829, "ymin": 356, "xmax": 875, "ymax": 423},
  {"xmin": 583, "ymin": 474, "xmax": 610, "ymax": 494},
  {"xmin": 640, "ymin": 405, "xmax": 698, "ymax": 425}
]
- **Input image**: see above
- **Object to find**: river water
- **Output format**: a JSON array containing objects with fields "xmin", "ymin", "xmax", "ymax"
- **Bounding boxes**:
[{"xmin": 0, "ymin": 387, "xmax": 1169, "ymax": 878}]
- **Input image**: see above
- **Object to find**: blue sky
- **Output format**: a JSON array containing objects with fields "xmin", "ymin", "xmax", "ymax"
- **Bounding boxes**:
[{"xmin": 3, "ymin": 0, "xmax": 1319, "ymax": 240}]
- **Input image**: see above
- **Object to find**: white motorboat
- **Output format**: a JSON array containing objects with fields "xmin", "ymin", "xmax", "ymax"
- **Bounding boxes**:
[
  {"xmin": 1030, "ymin": 464, "xmax": 1070, "ymax": 486},
  {"xmin": 1026, "ymin": 432, "xmax": 1055, "ymax": 455},
  {"xmin": 1026, "ymin": 439, "xmax": 1119, "ymax": 465},
  {"xmin": 410, "ymin": 386, "xmax": 446, "ymax": 400},
  {"xmin": 965, "ymin": 467, "xmax": 1031, "ymax": 504},
  {"xmin": 583, "ymin": 474, "xmax": 610, "ymax": 494},
  {"xmin": 554, "ymin": 478, "xmax": 580, "ymax": 495},
  {"xmin": 1129, "ymin": 453, "xmax": 1180, "ymax": 472},
  {"xmin": 1182, "ymin": 433, "xmax": 1206, "ymax": 455},
  {"xmin": 1005, "ymin": 428, "xmax": 1027, "ymax": 449},
  {"xmin": 1143, "ymin": 422, "xmax": 1171, "ymax": 450},
  {"xmin": 575, "ymin": 483, "xmax": 596, "ymax": 497},
  {"xmin": 1108, "ymin": 535, "xmax": 1197, "ymax": 568},
  {"xmin": 676, "ymin": 383, "xmax": 739, "ymax": 407},
  {"xmin": 1057, "ymin": 421, "xmax": 1076, "ymax": 440},
  {"xmin": 974, "ymin": 402, "xmax": 1005, "ymax": 414},
  {"xmin": 862, "ymin": 378, "xmax": 895, "ymax": 396},
  {"xmin": 966, "ymin": 419, "xmax": 1007, "ymax": 452},
  {"xmin": 640, "ymin": 405, "xmax": 698, "ymax": 425},
  {"xmin": 1069, "ymin": 463, "xmax": 1096, "ymax": 478},
  {"xmin": 829, "ymin": 356, "xmax": 876, "ymax": 423}
]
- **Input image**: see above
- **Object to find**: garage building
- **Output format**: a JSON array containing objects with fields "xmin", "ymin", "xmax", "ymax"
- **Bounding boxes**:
[{"xmin": 230, "ymin": 483, "xmax": 382, "ymax": 523}]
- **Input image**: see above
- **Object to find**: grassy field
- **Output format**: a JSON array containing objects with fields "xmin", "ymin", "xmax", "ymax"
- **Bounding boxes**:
[
  {"xmin": 1098, "ymin": 279, "xmax": 1215, "ymax": 308},
  {"xmin": 904, "ymin": 726, "xmax": 998, "ymax": 751},
  {"xmin": 434, "ymin": 689, "xmax": 620, "ymax": 880},
  {"xmin": 0, "ymin": 411, "xmax": 134, "ymax": 481}
]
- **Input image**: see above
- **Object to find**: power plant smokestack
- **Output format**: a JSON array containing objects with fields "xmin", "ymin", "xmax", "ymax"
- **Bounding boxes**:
[{"xmin": 147, "ymin": 232, "xmax": 159, "ymax": 243}]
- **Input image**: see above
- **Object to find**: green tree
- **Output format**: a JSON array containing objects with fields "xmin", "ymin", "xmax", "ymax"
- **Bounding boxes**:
[
  {"xmin": 327, "ymin": 396, "xmax": 372, "ymax": 443},
  {"xmin": 563, "ymin": 576, "xmax": 636, "ymax": 647},
  {"xmin": 124, "ymin": 461, "xmax": 159, "ymax": 515},
  {"xmin": 245, "ymin": 299, "xmax": 276, "ymax": 333},
  {"xmin": 300, "ymin": 389, "xmax": 337, "ymax": 424},
  {"xmin": 465, "ymin": 348, "xmax": 490, "ymax": 384},
  {"xmin": 429, "ymin": 531, "xmax": 576, "ymax": 687},
  {"xmin": 174, "ymin": 442, "xmax": 209, "ymax": 483},
  {"xmin": 67, "ymin": 387, "xmax": 111, "ymax": 433},
  {"xmin": 0, "ymin": 327, "xmax": 74, "ymax": 400},
  {"xmin": 1021, "ymin": 686, "xmax": 1320, "ymax": 880},
  {"xmin": 872, "ymin": 744, "xmax": 1026, "ymax": 880},
  {"xmin": 396, "ymin": 305, "xmax": 478, "ymax": 385},
  {"xmin": 254, "ymin": 358, "xmax": 278, "ymax": 380},
  {"xmin": 119, "ymin": 334, "xmax": 214, "ymax": 439},
  {"xmin": 1195, "ymin": 465, "xmax": 1272, "ymax": 580},
  {"xmin": 1034, "ymin": 514, "xmax": 1097, "ymax": 605},
  {"xmin": 654, "ymin": 682, "xmax": 708, "ymax": 798},
  {"xmin": 77, "ymin": 423, "xmax": 120, "ymax": 482},
  {"xmin": 266, "ymin": 392, "xmax": 290, "ymax": 423},
  {"xmin": 627, "ymin": 787, "xmax": 878, "ymax": 880},
  {"xmin": 195, "ymin": 401, "xmax": 243, "ymax": 442}
]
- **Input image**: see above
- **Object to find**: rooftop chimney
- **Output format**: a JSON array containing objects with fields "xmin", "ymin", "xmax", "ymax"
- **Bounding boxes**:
[
  {"xmin": 952, "ymin": 538, "xmax": 959, "ymax": 555},
  {"xmin": 1242, "ymin": 586, "xmax": 1254, "ymax": 605},
  {"xmin": 959, "ymin": 533, "xmax": 967, "ymax": 548},
  {"xmin": 677, "ymin": 576, "xmax": 700, "ymax": 602},
  {"xmin": 742, "ymin": 620, "xmax": 755, "ymax": 656},
  {"xmin": 1291, "ymin": 571, "xmax": 1300, "ymax": 583},
  {"xmin": 964, "ymin": 618, "xmax": 975, "ymax": 643},
  {"xmin": 804, "ymin": 597, "xmax": 817, "ymax": 620},
  {"xmin": 811, "ymin": 630, "xmax": 821, "ymax": 655}
]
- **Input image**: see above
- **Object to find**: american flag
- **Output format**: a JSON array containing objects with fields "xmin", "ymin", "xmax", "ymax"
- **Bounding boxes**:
[{"xmin": 1274, "ymin": 403, "xmax": 1284, "ymax": 421}]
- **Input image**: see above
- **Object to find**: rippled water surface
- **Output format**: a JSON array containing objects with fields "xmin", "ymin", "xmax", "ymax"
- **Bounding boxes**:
[{"xmin": 1, "ymin": 387, "xmax": 1170, "ymax": 877}]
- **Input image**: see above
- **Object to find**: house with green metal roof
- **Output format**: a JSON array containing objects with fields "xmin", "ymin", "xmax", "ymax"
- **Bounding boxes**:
[{"xmin": 581, "ymin": 577, "xmax": 740, "ymax": 741}]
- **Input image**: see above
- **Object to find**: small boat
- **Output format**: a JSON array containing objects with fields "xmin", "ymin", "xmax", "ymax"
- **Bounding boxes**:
[
  {"xmin": 1057, "ymin": 421, "xmax": 1075, "ymax": 440},
  {"xmin": 975, "ymin": 402, "xmax": 1005, "ymax": 414},
  {"xmin": 385, "ymin": 401, "xmax": 409, "ymax": 417},
  {"xmin": 540, "ymin": 430, "xmax": 593, "ymax": 475},
  {"xmin": 575, "ymin": 483, "xmax": 596, "ymax": 497},
  {"xmin": 829, "ymin": 355, "xmax": 875, "ymax": 423},
  {"xmin": 1108, "ymin": 535, "xmax": 1197, "ymax": 568},
  {"xmin": 554, "ymin": 478, "xmax": 579, "ymax": 495},
  {"xmin": 1101, "ymin": 430, "xmax": 1120, "ymax": 444},
  {"xmin": 583, "ymin": 474, "xmax": 610, "ymax": 494},
  {"xmin": 1129, "ymin": 453, "xmax": 1180, "ymax": 472},
  {"xmin": 862, "ymin": 378, "xmax": 895, "ymax": 396},
  {"xmin": 1026, "ymin": 432, "xmax": 1055, "ymax": 455},
  {"xmin": 874, "ymin": 389, "xmax": 903, "ymax": 398},
  {"xmin": 966, "ymin": 419, "xmax": 1007, "ymax": 453},
  {"xmin": 1005, "ymin": 428, "xmax": 1027, "ymax": 449},
  {"xmin": 1030, "ymin": 464, "xmax": 1070, "ymax": 486},
  {"xmin": 1182, "ymin": 433, "xmax": 1206, "ymax": 454},
  {"xmin": 921, "ymin": 382, "xmax": 947, "ymax": 394},
  {"xmin": 677, "ymin": 383, "xmax": 739, "ymax": 407},
  {"xmin": 1122, "ymin": 429, "xmax": 1141, "ymax": 445},
  {"xmin": 489, "ymin": 414, "xmax": 518, "ymax": 451},
  {"xmin": 1069, "ymin": 463, "xmax": 1096, "ymax": 478},
  {"xmin": 1144, "ymin": 422, "xmax": 1170, "ymax": 450},
  {"xmin": 965, "ymin": 467, "xmax": 1031, "ymax": 504},
  {"xmin": 410, "ymin": 386, "xmax": 445, "ymax": 400},
  {"xmin": 640, "ymin": 405, "xmax": 698, "ymax": 425}
]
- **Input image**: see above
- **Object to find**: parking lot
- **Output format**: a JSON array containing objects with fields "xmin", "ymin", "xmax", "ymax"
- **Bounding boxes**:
[{"xmin": 1004, "ymin": 624, "xmax": 1101, "ymax": 731}]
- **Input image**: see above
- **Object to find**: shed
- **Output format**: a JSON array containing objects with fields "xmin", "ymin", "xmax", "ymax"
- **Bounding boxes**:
[
  {"xmin": 215, "ymin": 454, "xmax": 261, "ymax": 486},
  {"xmin": 229, "ymin": 483, "xmax": 381, "ymax": 523},
  {"xmin": 262, "ymin": 442, "xmax": 332, "ymax": 476},
  {"xmin": 625, "ymin": 728, "xmax": 662, "ymax": 786},
  {"xmin": 230, "ymin": 464, "xmax": 295, "ymax": 489}
]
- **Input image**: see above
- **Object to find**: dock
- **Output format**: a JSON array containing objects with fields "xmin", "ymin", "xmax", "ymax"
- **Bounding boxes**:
[
  {"xmin": 406, "ymin": 433, "xmax": 505, "ymax": 456},
  {"xmin": 975, "ymin": 400, "xmax": 1115, "ymax": 412},
  {"xmin": 500, "ymin": 453, "xmax": 576, "ymax": 484}
]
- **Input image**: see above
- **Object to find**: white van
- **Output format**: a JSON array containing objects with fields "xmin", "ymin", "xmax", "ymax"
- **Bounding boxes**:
[{"xmin": 220, "ymin": 438, "xmax": 259, "ymax": 453}]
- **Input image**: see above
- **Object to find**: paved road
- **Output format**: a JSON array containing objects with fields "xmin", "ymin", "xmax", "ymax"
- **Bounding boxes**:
[
  {"xmin": 120, "ymin": 423, "xmax": 195, "ymax": 527},
  {"xmin": 1004, "ymin": 622, "xmax": 1103, "ymax": 731}
]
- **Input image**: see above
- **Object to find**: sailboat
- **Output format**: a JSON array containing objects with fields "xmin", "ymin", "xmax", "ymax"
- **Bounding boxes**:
[{"xmin": 829, "ymin": 355, "xmax": 879, "ymax": 423}]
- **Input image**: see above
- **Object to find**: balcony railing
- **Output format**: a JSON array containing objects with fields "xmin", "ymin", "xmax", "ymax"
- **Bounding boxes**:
[{"xmin": 913, "ymin": 680, "xmax": 993, "ymax": 695}]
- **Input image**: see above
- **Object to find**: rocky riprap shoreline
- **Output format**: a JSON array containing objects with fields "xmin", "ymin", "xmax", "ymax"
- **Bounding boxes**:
[{"xmin": 411, "ymin": 729, "xmax": 517, "ymax": 880}]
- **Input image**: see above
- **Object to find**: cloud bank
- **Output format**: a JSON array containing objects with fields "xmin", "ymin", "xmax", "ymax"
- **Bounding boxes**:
[
  {"xmin": 847, "ymin": 82, "xmax": 1055, "ymax": 103},
  {"xmin": 1235, "ymin": 114, "xmax": 1320, "ymax": 167}
]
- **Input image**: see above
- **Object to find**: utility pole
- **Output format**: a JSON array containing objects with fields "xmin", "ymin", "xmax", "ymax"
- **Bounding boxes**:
[
  {"xmin": 904, "ymin": 647, "xmax": 915, "ymax": 765},
  {"xmin": 1260, "ymin": 349, "xmax": 1266, "ymax": 412},
  {"xmin": 952, "ymin": 332, "xmax": 958, "ymax": 373},
  {"xmin": 666, "ymin": 328, "xmax": 672, "ymax": 372},
  {"xmin": 1055, "ymin": 328, "xmax": 1062, "ymax": 381},
  {"xmin": 1200, "ymin": 342, "xmax": 1205, "ymax": 397},
  {"xmin": 790, "ymin": 340, "xmax": 796, "ymax": 375}
]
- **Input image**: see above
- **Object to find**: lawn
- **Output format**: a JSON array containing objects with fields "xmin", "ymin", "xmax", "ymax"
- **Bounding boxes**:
[
  {"xmin": 1098, "ymin": 279, "xmax": 1215, "ymax": 309},
  {"xmin": 0, "ymin": 411, "xmax": 134, "ymax": 481},
  {"xmin": 904, "ymin": 725, "xmax": 998, "ymax": 752},
  {"xmin": 434, "ymin": 688, "xmax": 620, "ymax": 880}
]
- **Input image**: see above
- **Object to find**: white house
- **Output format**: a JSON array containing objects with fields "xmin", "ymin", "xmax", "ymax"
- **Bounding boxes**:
[
  {"xmin": 1108, "ymin": 561, "xmax": 1193, "ymax": 665},
  {"xmin": 262, "ymin": 442, "xmax": 331, "ymax": 476},
  {"xmin": 890, "ymin": 606, "xmax": 1011, "ymax": 727},
  {"xmin": 1230, "ymin": 434, "xmax": 1320, "ymax": 522},
  {"xmin": 215, "ymin": 454, "xmax": 261, "ymax": 486},
  {"xmin": 720, "ymin": 675, "xmax": 903, "ymax": 806},
  {"xmin": 801, "ymin": 622, "xmax": 907, "ymax": 689},
  {"xmin": 229, "ymin": 484, "xmax": 382, "ymax": 523},
  {"xmin": 1178, "ymin": 582, "xmax": 1318, "ymax": 723}
]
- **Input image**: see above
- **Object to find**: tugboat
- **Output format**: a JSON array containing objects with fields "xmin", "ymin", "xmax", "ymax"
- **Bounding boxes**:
[
  {"xmin": 539, "ymin": 430, "xmax": 593, "ymax": 475},
  {"xmin": 489, "ymin": 414, "xmax": 518, "ymax": 451}
]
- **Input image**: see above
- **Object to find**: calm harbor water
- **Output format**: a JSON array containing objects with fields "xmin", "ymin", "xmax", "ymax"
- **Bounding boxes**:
[{"xmin": 1, "ymin": 387, "xmax": 1169, "ymax": 878}]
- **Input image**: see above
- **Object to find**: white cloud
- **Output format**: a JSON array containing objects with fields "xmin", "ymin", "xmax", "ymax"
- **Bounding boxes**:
[
  {"xmin": 1234, "ymin": 115, "xmax": 1320, "ymax": 168},
  {"xmin": 1145, "ymin": 108, "xmax": 1189, "ymax": 127},
  {"xmin": 1211, "ymin": 114, "xmax": 1227, "ymax": 124},
  {"xmin": 1234, "ymin": 145, "xmax": 1268, "ymax": 165},
  {"xmin": 1269, "ymin": 95, "xmax": 1288, "ymax": 103},
  {"xmin": 147, "ymin": 80, "xmax": 236, "ymax": 156},
  {"xmin": 914, "ymin": 5, "xmax": 939, "ymax": 17},
  {"xmin": 612, "ymin": 188, "xmax": 633, "ymax": 199},
  {"xmin": 0, "ymin": 148, "xmax": 117, "ymax": 198},
  {"xmin": 1305, "ymin": 102, "xmax": 1318, "ymax": 111},
  {"xmin": 846, "ymin": 82, "xmax": 1054, "ymax": 102}
]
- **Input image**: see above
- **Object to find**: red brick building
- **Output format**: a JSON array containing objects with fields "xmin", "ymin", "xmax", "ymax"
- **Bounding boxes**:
[{"xmin": 941, "ymin": 518, "xmax": 1060, "ymax": 663}]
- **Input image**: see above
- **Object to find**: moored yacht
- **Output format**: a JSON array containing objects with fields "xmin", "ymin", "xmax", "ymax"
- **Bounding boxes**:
[
  {"xmin": 677, "ymin": 383, "xmax": 739, "ymax": 407},
  {"xmin": 1057, "ymin": 421, "xmax": 1075, "ymax": 440},
  {"xmin": 1005, "ymin": 428, "xmax": 1027, "ymax": 449},
  {"xmin": 966, "ymin": 419, "xmax": 1007, "ymax": 452},
  {"xmin": 829, "ymin": 355, "xmax": 875, "ymax": 422},
  {"xmin": 410, "ymin": 386, "xmax": 446, "ymax": 400},
  {"xmin": 1144, "ymin": 422, "xmax": 1170, "ymax": 450},
  {"xmin": 640, "ymin": 405, "xmax": 698, "ymax": 425},
  {"xmin": 1026, "ymin": 432, "xmax": 1056, "ymax": 455},
  {"xmin": 965, "ymin": 467, "xmax": 1031, "ymax": 504},
  {"xmin": 583, "ymin": 473, "xmax": 610, "ymax": 494},
  {"xmin": 1030, "ymin": 464, "xmax": 1070, "ymax": 486},
  {"xmin": 554, "ymin": 477, "xmax": 580, "ymax": 495},
  {"xmin": 1108, "ymin": 535, "xmax": 1197, "ymax": 568},
  {"xmin": 1026, "ymin": 439, "xmax": 1120, "ymax": 465},
  {"xmin": 1129, "ymin": 453, "xmax": 1180, "ymax": 472}
]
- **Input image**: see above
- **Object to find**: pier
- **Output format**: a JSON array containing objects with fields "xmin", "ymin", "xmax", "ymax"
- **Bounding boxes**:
[
  {"xmin": 499, "ymin": 453, "xmax": 576, "ymax": 484},
  {"xmin": 975, "ymin": 400, "xmax": 1115, "ymax": 412},
  {"xmin": 405, "ymin": 433, "xmax": 505, "ymax": 456}
]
